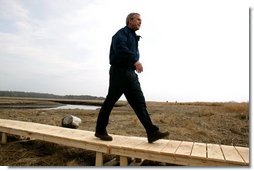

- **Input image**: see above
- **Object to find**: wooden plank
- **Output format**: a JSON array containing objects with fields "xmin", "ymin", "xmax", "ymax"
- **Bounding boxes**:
[
  {"xmin": 133, "ymin": 139, "xmax": 169, "ymax": 153},
  {"xmin": 175, "ymin": 141, "xmax": 194, "ymax": 156},
  {"xmin": 235, "ymin": 146, "xmax": 249, "ymax": 164},
  {"xmin": 0, "ymin": 127, "xmax": 10, "ymax": 133},
  {"xmin": 207, "ymin": 144, "xmax": 224, "ymax": 161},
  {"xmin": 1, "ymin": 123, "xmax": 109, "ymax": 153},
  {"xmin": 220, "ymin": 145, "xmax": 244, "ymax": 164},
  {"xmin": 8, "ymin": 128, "xmax": 45, "ymax": 140},
  {"xmin": 160, "ymin": 140, "xmax": 182, "ymax": 154},
  {"xmin": 147, "ymin": 139, "xmax": 170, "ymax": 152},
  {"xmin": 110, "ymin": 138, "xmax": 146, "ymax": 162},
  {"xmin": 191, "ymin": 142, "xmax": 207, "ymax": 158},
  {"xmin": 46, "ymin": 128, "xmax": 93, "ymax": 142},
  {"xmin": 114, "ymin": 139, "xmax": 169, "ymax": 162},
  {"xmin": 111, "ymin": 144, "xmax": 236, "ymax": 166},
  {"xmin": 111, "ymin": 144, "xmax": 174, "ymax": 165},
  {"xmin": 95, "ymin": 152, "xmax": 103, "ymax": 166},
  {"xmin": 107, "ymin": 134, "xmax": 139, "ymax": 148},
  {"xmin": 0, "ymin": 119, "xmax": 63, "ymax": 137},
  {"xmin": 110, "ymin": 136, "xmax": 146, "ymax": 154},
  {"xmin": 111, "ymin": 139, "xmax": 192, "ymax": 166},
  {"xmin": 42, "ymin": 134, "xmax": 109, "ymax": 153},
  {"xmin": 110, "ymin": 137, "xmax": 169, "ymax": 164},
  {"xmin": 0, "ymin": 119, "xmax": 110, "ymax": 153}
]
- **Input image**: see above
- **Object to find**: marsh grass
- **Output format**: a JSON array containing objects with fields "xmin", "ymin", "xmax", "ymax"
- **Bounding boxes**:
[{"xmin": 222, "ymin": 102, "xmax": 249, "ymax": 120}]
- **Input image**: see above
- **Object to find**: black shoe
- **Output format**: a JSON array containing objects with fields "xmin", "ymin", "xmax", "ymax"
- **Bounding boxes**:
[
  {"xmin": 95, "ymin": 132, "xmax": 113, "ymax": 141},
  {"xmin": 148, "ymin": 130, "xmax": 169, "ymax": 143}
]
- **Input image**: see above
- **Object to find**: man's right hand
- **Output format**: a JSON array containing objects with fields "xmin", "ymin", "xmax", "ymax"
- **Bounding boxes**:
[{"xmin": 134, "ymin": 61, "xmax": 143, "ymax": 73}]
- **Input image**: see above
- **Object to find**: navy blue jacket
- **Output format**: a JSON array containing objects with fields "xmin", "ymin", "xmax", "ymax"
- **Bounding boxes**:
[{"xmin": 109, "ymin": 26, "xmax": 141, "ymax": 69}]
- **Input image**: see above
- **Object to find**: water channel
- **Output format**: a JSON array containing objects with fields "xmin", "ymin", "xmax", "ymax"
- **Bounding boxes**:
[{"xmin": 40, "ymin": 104, "xmax": 100, "ymax": 110}]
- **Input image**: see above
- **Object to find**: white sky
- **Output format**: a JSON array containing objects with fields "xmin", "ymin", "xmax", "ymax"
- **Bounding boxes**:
[{"xmin": 0, "ymin": 0, "xmax": 251, "ymax": 102}]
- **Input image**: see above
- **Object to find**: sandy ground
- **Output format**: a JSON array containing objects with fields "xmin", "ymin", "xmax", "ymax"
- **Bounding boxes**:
[{"xmin": 0, "ymin": 98, "xmax": 249, "ymax": 166}]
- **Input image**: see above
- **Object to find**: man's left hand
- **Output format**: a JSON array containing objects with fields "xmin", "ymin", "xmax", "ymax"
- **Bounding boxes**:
[{"xmin": 134, "ymin": 61, "xmax": 143, "ymax": 73}]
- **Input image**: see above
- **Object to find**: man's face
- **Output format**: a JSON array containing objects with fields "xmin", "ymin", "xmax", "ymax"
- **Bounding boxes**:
[{"xmin": 129, "ymin": 15, "xmax": 142, "ymax": 31}]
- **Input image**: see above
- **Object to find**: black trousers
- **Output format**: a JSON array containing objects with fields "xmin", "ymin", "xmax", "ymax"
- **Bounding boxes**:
[{"xmin": 95, "ymin": 65, "xmax": 159, "ymax": 135}]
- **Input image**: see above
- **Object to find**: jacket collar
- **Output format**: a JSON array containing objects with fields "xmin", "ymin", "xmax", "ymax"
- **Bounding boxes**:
[
  {"xmin": 125, "ymin": 26, "xmax": 136, "ymax": 34},
  {"xmin": 124, "ymin": 26, "xmax": 141, "ymax": 41}
]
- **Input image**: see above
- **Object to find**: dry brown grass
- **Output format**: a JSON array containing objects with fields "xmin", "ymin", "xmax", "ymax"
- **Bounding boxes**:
[{"xmin": 222, "ymin": 102, "xmax": 248, "ymax": 113}]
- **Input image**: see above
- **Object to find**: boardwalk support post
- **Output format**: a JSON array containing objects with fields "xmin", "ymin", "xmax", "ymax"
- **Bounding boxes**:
[
  {"xmin": 1, "ymin": 132, "xmax": 7, "ymax": 144},
  {"xmin": 95, "ymin": 152, "xmax": 103, "ymax": 166},
  {"xmin": 120, "ymin": 156, "xmax": 128, "ymax": 166}
]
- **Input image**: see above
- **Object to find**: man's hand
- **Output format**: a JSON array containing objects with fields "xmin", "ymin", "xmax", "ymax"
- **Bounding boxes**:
[{"xmin": 134, "ymin": 61, "xmax": 143, "ymax": 73}]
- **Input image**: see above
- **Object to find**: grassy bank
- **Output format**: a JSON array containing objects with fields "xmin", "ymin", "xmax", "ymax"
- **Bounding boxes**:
[{"xmin": 0, "ymin": 97, "xmax": 127, "ymax": 107}]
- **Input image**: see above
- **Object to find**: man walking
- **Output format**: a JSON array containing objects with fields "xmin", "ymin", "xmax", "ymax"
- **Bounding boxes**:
[{"xmin": 95, "ymin": 13, "xmax": 169, "ymax": 143}]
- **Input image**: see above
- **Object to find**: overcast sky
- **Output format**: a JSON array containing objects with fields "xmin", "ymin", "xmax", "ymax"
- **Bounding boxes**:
[{"xmin": 0, "ymin": 0, "xmax": 250, "ymax": 102}]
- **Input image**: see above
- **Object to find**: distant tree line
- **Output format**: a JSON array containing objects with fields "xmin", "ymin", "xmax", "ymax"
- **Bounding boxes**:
[{"xmin": 0, "ymin": 91, "xmax": 105, "ymax": 100}]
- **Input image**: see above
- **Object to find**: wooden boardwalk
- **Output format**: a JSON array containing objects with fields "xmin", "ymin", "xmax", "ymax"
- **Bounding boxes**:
[{"xmin": 0, "ymin": 119, "xmax": 249, "ymax": 166}]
